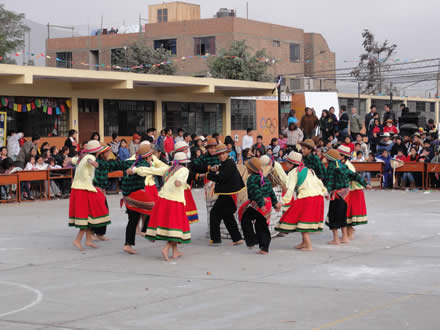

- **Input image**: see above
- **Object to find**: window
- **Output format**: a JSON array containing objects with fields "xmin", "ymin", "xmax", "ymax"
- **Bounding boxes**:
[
  {"xmin": 157, "ymin": 8, "xmax": 168, "ymax": 23},
  {"xmin": 111, "ymin": 48, "xmax": 124, "ymax": 67},
  {"xmin": 289, "ymin": 43, "xmax": 300, "ymax": 62},
  {"xmin": 231, "ymin": 99, "xmax": 256, "ymax": 131},
  {"xmin": 194, "ymin": 37, "xmax": 216, "ymax": 55},
  {"xmin": 56, "ymin": 52, "xmax": 72, "ymax": 68},
  {"xmin": 430, "ymin": 102, "xmax": 435, "ymax": 113},
  {"xmin": 154, "ymin": 39, "xmax": 177, "ymax": 55},
  {"xmin": 416, "ymin": 102, "xmax": 427, "ymax": 113},
  {"xmin": 163, "ymin": 102, "xmax": 223, "ymax": 135},
  {"xmin": 79, "ymin": 99, "xmax": 98, "ymax": 113},
  {"xmin": 290, "ymin": 79, "xmax": 301, "ymax": 91},
  {"xmin": 272, "ymin": 40, "xmax": 280, "ymax": 47},
  {"xmin": 104, "ymin": 100, "xmax": 154, "ymax": 136}
]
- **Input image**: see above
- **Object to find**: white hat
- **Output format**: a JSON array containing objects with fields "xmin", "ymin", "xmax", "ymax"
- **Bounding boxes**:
[
  {"xmin": 286, "ymin": 151, "xmax": 302, "ymax": 165},
  {"xmin": 198, "ymin": 136, "xmax": 206, "ymax": 141},
  {"xmin": 84, "ymin": 140, "xmax": 104, "ymax": 154},
  {"xmin": 174, "ymin": 141, "xmax": 188, "ymax": 153},
  {"xmin": 140, "ymin": 141, "xmax": 151, "ymax": 146},
  {"xmin": 383, "ymin": 132, "xmax": 391, "ymax": 137},
  {"xmin": 260, "ymin": 155, "xmax": 273, "ymax": 167},
  {"xmin": 337, "ymin": 145, "xmax": 351, "ymax": 157},
  {"xmin": 174, "ymin": 152, "xmax": 190, "ymax": 164}
]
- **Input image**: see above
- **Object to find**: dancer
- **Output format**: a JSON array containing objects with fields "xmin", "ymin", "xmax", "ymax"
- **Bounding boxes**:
[
  {"xmin": 145, "ymin": 152, "xmax": 192, "ymax": 261},
  {"xmin": 121, "ymin": 144, "xmax": 156, "ymax": 255},
  {"xmin": 240, "ymin": 157, "xmax": 282, "ymax": 255},
  {"xmin": 300, "ymin": 139, "xmax": 327, "ymax": 182},
  {"xmin": 275, "ymin": 152, "xmax": 327, "ymax": 251},
  {"xmin": 337, "ymin": 145, "xmax": 369, "ymax": 240},
  {"xmin": 69, "ymin": 140, "xmax": 109, "ymax": 251},
  {"xmin": 324, "ymin": 149, "xmax": 367, "ymax": 245},
  {"xmin": 260, "ymin": 154, "xmax": 288, "ymax": 191},
  {"xmin": 206, "ymin": 144, "xmax": 245, "ymax": 245}
]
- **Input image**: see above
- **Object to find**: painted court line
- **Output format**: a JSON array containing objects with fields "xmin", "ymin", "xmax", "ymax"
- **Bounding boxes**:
[{"xmin": 0, "ymin": 281, "xmax": 43, "ymax": 318}]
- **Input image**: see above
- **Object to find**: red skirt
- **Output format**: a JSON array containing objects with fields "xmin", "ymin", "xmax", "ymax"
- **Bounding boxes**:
[
  {"xmin": 347, "ymin": 190, "xmax": 368, "ymax": 226},
  {"xmin": 146, "ymin": 197, "xmax": 191, "ymax": 243},
  {"xmin": 238, "ymin": 198, "xmax": 272, "ymax": 224},
  {"xmin": 184, "ymin": 188, "xmax": 199, "ymax": 224},
  {"xmin": 122, "ymin": 189, "xmax": 156, "ymax": 215},
  {"xmin": 69, "ymin": 188, "xmax": 110, "ymax": 229},
  {"xmin": 276, "ymin": 195, "xmax": 324, "ymax": 232},
  {"xmin": 145, "ymin": 185, "xmax": 159, "ymax": 200}
]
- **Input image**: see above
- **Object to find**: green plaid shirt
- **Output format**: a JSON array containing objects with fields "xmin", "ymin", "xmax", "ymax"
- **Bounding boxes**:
[
  {"xmin": 303, "ymin": 153, "xmax": 326, "ymax": 182},
  {"xmin": 192, "ymin": 153, "xmax": 220, "ymax": 173},
  {"xmin": 325, "ymin": 161, "xmax": 366, "ymax": 193},
  {"xmin": 120, "ymin": 159, "xmax": 150, "ymax": 196},
  {"xmin": 93, "ymin": 159, "xmax": 127, "ymax": 190},
  {"xmin": 246, "ymin": 173, "xmax": 278, "ymax": 208}
]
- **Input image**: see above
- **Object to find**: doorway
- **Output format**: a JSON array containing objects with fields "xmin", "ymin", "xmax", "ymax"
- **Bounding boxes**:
[{"xmin": 78, "ymin": 99, "xmax": 99, "ymax": 144}]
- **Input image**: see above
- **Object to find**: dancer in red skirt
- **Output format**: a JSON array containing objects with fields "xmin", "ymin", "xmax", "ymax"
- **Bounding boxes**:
[
  {"xmin": 146, "ymin": 152, "xmax": 191, "ymax": 261},
  {"xmin": 69, "ymin": 140, "xmax": 109, "ymax": 251},
  {"xmin": 275, "ymin": 152, "xmax": 328, "ymax": 251},
  {"xmin": 337, "ymin": 145, "xmax": 369, "ymax": 241}
]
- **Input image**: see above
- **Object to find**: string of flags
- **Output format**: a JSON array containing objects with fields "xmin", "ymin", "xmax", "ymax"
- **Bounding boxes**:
[{"xmin": 0, "ymin": 96, "xmax": 71, "ymax": 116}]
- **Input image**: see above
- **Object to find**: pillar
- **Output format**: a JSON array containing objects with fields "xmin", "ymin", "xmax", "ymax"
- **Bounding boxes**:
[
  {"xmin": 435, "ymin": 100, "xmax": 440, "ymax": 127},
  {"xmin": 154, "ymin": 100, "xmax": 163, "ymax": 132},
  {"xmin": 69, "ymin": 97, "xmax": 79, "ymax": 131},
  {"xmin": 366, "ymin": 96, "xmax": 372, "ymax": 113},
  {"xmin": 223, "ymin": 99, "xmax": 231, "ymax": 137},
  {"xmin": 98, "ymin": 98, "xmax": 104, "ymax": 142}
]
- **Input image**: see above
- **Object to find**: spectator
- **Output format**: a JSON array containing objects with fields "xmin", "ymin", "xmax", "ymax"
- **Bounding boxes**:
[
  {"xmin": 175, "ymin": 128, "xmax": 185, "ymax": 143},
  {"xmin": 320, "ymin": 110, "xmax": 334, "ymax": 141},
  {"xmin": 391, "ymin": 135, "xmax": 405, "ymax": 157},
  {"xmin": 252, "ymin": 135, "xmax": 266, "ymax": 156},
  {"xmin": 90, "ymin": 132, "xmax": 100, "ymax": 141},
  {"xmin": 349, "ymin": 107, "xmax": 363, "ymax": 140},
  {"xmin": 377, "ymin": 133, "xmax": 394, "ymax": 155},
  {"xmin": 1, "ymin": 158, "xmax": 23, "ymax": 200},
  {"xmin": 147, "ymin": 128, "xmax": 157, "ymax": 143},
  {"xmin": 284, "ymin": 123, "xmax": 304, "ymax": 151},
  {"xmin": 329, "ymin": 106, "xmax": 338, "ymax": 125},
  {"xmin": 355, "ymin": 134, "xmax": 369, "ymax": 158},
  {"xmin": 163, "ymin": 128, "xmax": 174, "ymax": 155},
  {"xmin": 300, "ymin": 107, "xmax": 319, "ymax": 139},
  {"xmin": 129, "ymin": 133, "xmax": 141, "ymax": 156},
  {"xmin": 110, "ymin": 133, "xmax": 120, "ymax": 156},
  {"xmin": 365, "ymin": 105, "xmax": 378, "ymax": 137},
  {"xmin": 242, "ymin": 128, "xmax": 254, "ymax": 161},
  {"xmin": 371, "ymin": 118, "xmax": 382, "ymax": 154},
  {"xmin": 337, "ymin": 105, "xmax": 349, "ymax": 137},
  {"xmin": 408, "ymin": 133, "xmax": 423, "ymax": 155},
  {"xmin": 17, "ymin": 134, "xmax": 40, "ymax": 169},
  {"xmin": 56, "ymin": 147, "xmax": 70, "ymax": 167},
  {"xmin": 40, "ymin": 142, "xmax": 50, "ymax": 156},
  {"xmin": 269, "ymin": 138, "xmax": 280, "ymax": 159},
  {"xmin": 342, "ymin": 136, "xmax": 355, "ymax": 153},
  {"xmin": 382, "ymin": 104, "xmax": 396, "ymax": 125},
  {"xmin": 183, "ymin": 133, "xmax": 192, "ymax": 145},
  {"xmin": 212, "ymin": 132, "xmax": 221, "ymax": 144},
  {"xmin": 7, "ymin": 131, "xmax": 23, "ymax": 161},
  {"xmin": 376, "ymin": 150, "xmax": 392, "ymax": 188},
  {"xmin": 0, "ymin": 146, "xmax": 9, "ymax": 163},
  {"xmin": 352, "ymin": 151, "xmax": 371, "ymax": 185},
  {"xmin": 118, "ymin": 139, "xmax": 130, "ymax": 160},
  {"xmin": 287, "ymin": 110, "xmax": 298, "ymax": 126},
  {"xmin": 430, "ymin": 146, "xmax": 440, "ymax": 187},
  {"xmin": 278, "ymin": 133, "xmax": 288, "ymax": 150},
  {"xmin": 64, "ymin": 129, "xmax": 78, "ymax": 157},
  {"xmin": 156, "ymin": 129, "xmax": 166, "ymax": 152},
  {"xmin": 383, "ymin": 119, "xmax": 399, "ymax": 134}
]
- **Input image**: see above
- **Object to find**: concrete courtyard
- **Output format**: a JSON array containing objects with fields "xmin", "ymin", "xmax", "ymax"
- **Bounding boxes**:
[{"xmin": 1, "ymin": 189, "xmax": 440, "ymax": 329}]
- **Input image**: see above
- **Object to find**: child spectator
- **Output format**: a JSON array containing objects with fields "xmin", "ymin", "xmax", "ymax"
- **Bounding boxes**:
[
  {"xmin": 278, "ymin": 133, "xmax": 288, "ymax": 150},
  {"xmin": 252, "ymin": 135, "xmax": 266, "ymax": 155},
  {"xmin": 118, "ymin": 139, "xmax": 130, "ymax": 160},
  {"xmin": 383, "ymin": 119, "xmax": 399, "ymax": 134},
  {"xmin": 342, "ymin": 136, "xmax": 355, "ymax": 153},
  {"xmin": 269, "ymin": 138, "xmax": 280, "ymax": 159},
  {"xmin": 376, "ymin": 150, "xmax": 392, "ymax": 188}
]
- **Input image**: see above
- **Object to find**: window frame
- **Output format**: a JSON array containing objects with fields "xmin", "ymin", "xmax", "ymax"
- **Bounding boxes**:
[
  {"xmin": 231, "ymin": 99, "xmax": 256, "ymax": 131},
  {"xmin": 56, "ymin": 52, "xmax": 72, "ymax": 68},
  {"xmin": 289, "ymin": 43, "xmax": 300, "ymax": 62},
  {"xmin": 153, "ymin": 39, "xmax": 177, "ymax": 55},
  {"xmin": 194, "ymin": 36, "xmax": 216, "ymax": 56}
]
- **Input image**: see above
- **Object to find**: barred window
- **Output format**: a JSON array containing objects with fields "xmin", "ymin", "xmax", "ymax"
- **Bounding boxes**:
[{"xmin": 231, "ymin": 99, "xmax": 256, "ymax": 130}]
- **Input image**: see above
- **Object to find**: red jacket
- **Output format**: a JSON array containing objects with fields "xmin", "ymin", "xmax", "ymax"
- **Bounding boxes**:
[
  {"xmin": 164, "ymin": 136, "xmax": 175, "ymax": 154},
  {"xmin": 342, "ymin": 142, "xmax": 355, "ymax": 152},
  {"xmin": 383, "ymin": 125, "xmax": 398, "ymax": 134}
]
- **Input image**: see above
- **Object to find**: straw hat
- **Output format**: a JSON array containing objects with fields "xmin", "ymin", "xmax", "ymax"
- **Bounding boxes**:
[
  {"xmin": 325, "ymin": 149, "xmax": 342, "ymax": 162},
  {"xmin": 286, "ymin": 151, "xmax": 303, "ymax": 165},
  {"xmin": 174, "ymin": 152, "xmax": 190, "ymax": 164},
  {"xmin": 300, "ymin": 139, "xmax": 315, "ymax": 150},
  {"xmin": 140, "ymin": 140, "xmax": 151, "ymax": 146},
  {"xmin": 98, "ymin": 144, "xmax": 111, "ymax": 155},
  {"xmin": 386, "ymin": 119, "xmax": 394, "ymax": 124},
  {"xmin": 84, "ymin": 140, "xmax": 104, "ymax": 154},
  {"xmin": 337, "ymin": 145, "xmax": 352, "ymax": 157},
  {"xmin": 245, "ymin": 157, "xmax": 262, "ymax": 173},
  {"xmin": 390, "ymin": 158, "xmax": 405, "ymax": 169},
  {"xmin": 174, "ymin": 141, "xmax": 188, "ymax": 153},
  {"xmin": 260, "ymin": 155, "xmax": 273, "ymax": 167},
  {"xmin": 136, "ymin": 144, "xmax": 153, "ymax": 158},
  {"xmin": 215, "ymin": 143, "xmax": 229, "ymax": 155},
  {"xmin": 206, "ymin": 138, "xmax": 218, "ymax": 148}
]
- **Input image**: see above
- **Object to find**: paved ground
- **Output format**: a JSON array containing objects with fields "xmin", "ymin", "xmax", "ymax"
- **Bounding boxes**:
[{"xmin": 1, "ymin": 189, "xmax": 440, "ymax": 329}]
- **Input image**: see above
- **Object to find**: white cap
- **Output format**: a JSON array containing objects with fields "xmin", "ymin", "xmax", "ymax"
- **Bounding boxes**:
[
  {"xmin": 174, "ymin": 152, "xmax": 190, "ymax": 164},
  {"xmin": 140, "ymin": 141, "xmax": 151, "ymax": 146}
]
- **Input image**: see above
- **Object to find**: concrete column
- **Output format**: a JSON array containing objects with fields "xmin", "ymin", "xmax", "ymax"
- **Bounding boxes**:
[
  {"xmin": 366, "ymin": 97, "xmax": 372, "ymax": 113},
  {"xmin": 435, "ymin": 100, "xmax": 440, "ymax": 127},
  {"xmin": 69, "ymin": 97, "xmax": 79, "ymax": 132},
  {"xmin": 154, "ymin": 100, "xmax": 163, "ymax": 132},
  {"xmin": 98, "ymin": 98, "xmax": 104, "ymax": 142},
  {"xmin": 223, "ymin": 100, "xmax": 231, "ymax": 137}
]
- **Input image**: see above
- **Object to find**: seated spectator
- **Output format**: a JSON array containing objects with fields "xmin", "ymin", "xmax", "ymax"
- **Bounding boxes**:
[
  {"xmin": 90, "ymin": 132, "xmax": 101, "ymax": 141},
  {"xmin": 0, "ymin": 146, "xmax": 10, "ymax": 164},
  {"xmin": 383, "ymin": 119, "xmax": 399, "ymax": 134},
  {"xmin": 391, "ymin": 136, "xmax": 405, "ymax": 157},
  {"xmin": 175, "ymin": 128, "xmax": 185, "ymax": 143},
  {"xmin": 0, "ymin": 158, "xmax": 23, "ymax": 200},
  {"xmin": 376, "ymin": 150, "xmax": 392, "ymax": 188},
  {"xmin": 129, "ymin": 133, "xmax": 141, "ymax": 156},
  {"xmin": 395, "ymin": 149, "xmax": 416, "ymax": 189},
  {"xmin": 376, "ymin": 133, "xmax": 394, "ymax": 155},
  {"xmin": 118, "ymin": 139, "xmax": 130, "ymax": 160},
  {"xmin": 355, "ymin": 134, "xmax": 369, "ymax": 158},
  {"xmin": 34, "ymin": 155, "xmax": 62, "ymax": 198},
  {"xmin": 278, "ymin": 148, "xmax": 285, "ymax": 161},
  {"xmin": 110, "ymin": 133, "xmax": 120, "ymax": 156},
  {"xmin": 278, "ymin": 133, "xmax": 288, "ymax": 150},
  {"xmin": 352, "ymin": 151, "xmax": 370, "ymax": 185},
  {"xmin": 252, "ymin": 135, "xmax": 266, "ymax": 155},
  {"xmin": 342, "ymin": 136, "xmax": 355, "ymax": 153},
  {"xmin": 269, "ymin": 138, "xmax": 280, "ymax": 159}
]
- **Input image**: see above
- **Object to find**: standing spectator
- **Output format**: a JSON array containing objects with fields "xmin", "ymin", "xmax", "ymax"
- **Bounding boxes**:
[
  {"xmin": 110, "ymin": 133, "xmax": 120, "ymax": 156},
  {"xmin": 382, "ymin": 104, "xmax": 396, "ymax": 126},
  {"xmin": 129, "ymin": 133, "xmax": 141, "ymax": 156},
  {"xmin": 376, "ymin": 150, "xmax": 393, "ymax": 188},
  {"xmin": 175, "ymin": 128, "xmax": 185, "ymax": 143},
  {"xmin": 252, "ymin": 135, "xmax": 266, "ymax": 156},
  {"xmin": 365, "ymin": 105, "xmax": 378, "ymax": 140},
  {"xmin": 284, "ymin": 123, "xmax": 304, "ymax": 151},
  {"xmin": 147, "ymin": 128, "xmax": 157, "ymax": 143},
  {"xmin": 383, "ymin": 119, "xmax": 399, "ymax": 134},
  {"xmin": 7, "ymin": 131, "xmax": 23, "ymax": 161},
  {"xmin": 287, "ymin": 110, "xmax": 298, "ymax": 126},
  {"xmin": 349, "ymin": 107, "xmax": 363, "ymax": 140},
  {"xmin": 320, "ymin": 110, "xmax": 335, "ymax": 141},
  {"xmin": 163, "ymin": 128, "xmax": 175, "ymax": 155},
  {"xmin": 156, "ymin": 129, "xmax": 166, "ymax": 152},
  {"xmin": 337, "ymin": 106, "xmax": 349, "ymax": 137},
  {"xmin": 64, "ymin": 129, "xmax": 78, "ymax": 157},
  {"xmin": 300, "ymin": 107, "xmax": 319, "ymax": 139},
  {"xmin": 329, "ymin": 107, "xmax": 338, "ymax": 125},
  {"xmin": 242, "ymin": 128, "xmax": 254, "ymax": 161},
  {"xmin": 17, "ymin": 135, "xmax": 40, "ymax": 168}
]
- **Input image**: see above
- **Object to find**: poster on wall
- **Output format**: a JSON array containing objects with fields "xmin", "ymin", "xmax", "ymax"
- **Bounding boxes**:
[{"xmin": 0, "ymin": 112, "xmax": 6, "ymax": 147}]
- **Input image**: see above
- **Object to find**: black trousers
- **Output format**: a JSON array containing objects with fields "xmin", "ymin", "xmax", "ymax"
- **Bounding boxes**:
[
  {"xmin": 326, "ymin": 198, "xmax": 348, "ymax": 230},
  {"xmin": 241, "ymin": 208, "xmax": 271, "ymax": 252},
  {"xmin": 92, "ymin": 198, "xmax": 109, "ymax": 236},
  {"xmin": 210, "ymin": 195, "xmax": 242, "ymax": 243}
]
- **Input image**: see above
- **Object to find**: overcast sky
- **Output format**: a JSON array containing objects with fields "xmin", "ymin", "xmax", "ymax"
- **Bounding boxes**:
[{"xmin": 3, "ymin": 0, "xmax": 440, "ymax": 94}]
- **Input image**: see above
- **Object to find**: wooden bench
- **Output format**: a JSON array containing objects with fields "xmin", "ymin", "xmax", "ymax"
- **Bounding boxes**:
[
  {"xmin": 352, "ymin": 162, "xmax": 384, "ymax": 189},
  {"xmin": 394, "ymin": 162, "xmax": 425, "ymax": 189},
  {"xmin": 425, "ymin": 163, "xmax": 440, "ymax": 189},
  {"xmin": 17, "ymin": 170, "xmax": 49, "ymax": 202},
  {"xmin": 0, "ymin": 174, "xmax": 19, "ymax": 203},
  {"xmin": 48, "ymin": 168, "xmax": 73, "ymax": 199}
]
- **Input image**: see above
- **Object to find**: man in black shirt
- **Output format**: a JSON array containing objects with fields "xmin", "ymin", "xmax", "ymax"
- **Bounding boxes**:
[
  {"xmin": 338, "ymin": 106, "xmax": 349, "ymax": 138},
  {"xmin": 382, "ymin": 104, "xmax": 396, "ymax": 125}
]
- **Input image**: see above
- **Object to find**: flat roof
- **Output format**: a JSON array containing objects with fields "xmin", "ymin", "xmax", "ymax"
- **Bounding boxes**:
[{"xmin": 0, "ymin": 64, "xmax": 275, "ymax": 96}]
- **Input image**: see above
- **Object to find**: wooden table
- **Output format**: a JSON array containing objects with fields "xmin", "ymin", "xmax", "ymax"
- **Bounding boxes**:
[
  {"xmin": 394, "ymin": 163, "xmax": 425, "ymax": 189},
  {"xmin": 0, "ymin": 174, "xmax": 19, "ymax": 203},
  {"xmin": 425, "ymin": 163, "xmax": 440, "ymax": 189},
  {"xmin": 17, "ymin": 170, "xmax": 49, "ymax": 202},
  {"xmin": 352, "ymin": 162, "xmax": 384, "ymax": 189},
  {"xmin": 108, "ymin": 171, "xmax": 123, "ymax": 178},
  {"xmin": 48, "ymin": 168, "xmax": 73, "ymax": 199}
]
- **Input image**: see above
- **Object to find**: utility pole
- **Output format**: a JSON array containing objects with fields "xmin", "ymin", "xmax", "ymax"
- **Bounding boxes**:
[
  {"xmin": 47, "ymin": 23, "xmax": 50, "ymax": 40},
  {"xmin": 436, "ymin": 60, "xmax": 440, "ymax": 98},
  {"xmin": 246, "ymin": 2, "xmax": 249, "ymax": 19},
  {"xmin": 358, "ymin": 82, "xmax": 361, "ymax": 110},
  {"xmin": 390, "ymin": 82, "xmax": 393, "ymax": 105}
]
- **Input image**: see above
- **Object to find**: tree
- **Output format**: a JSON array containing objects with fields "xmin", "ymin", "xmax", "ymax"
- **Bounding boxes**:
[
  {"xmin": 351, "ymin": 29, "xmax": 397, "ymax": 95},
  {"xmin": 112, "ymin": 41, "xmax": 176, "ymax": 75},
  {"xmin": 208, "ymin": 40, "xmax": 273, "ymax": 82},
  {"xmin": 0, "ymin": 5, "xmax": 29, "ymax": 63}
]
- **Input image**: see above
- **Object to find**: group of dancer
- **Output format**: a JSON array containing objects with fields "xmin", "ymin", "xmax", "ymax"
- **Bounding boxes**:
[{"xmin": 68, "ymin": 137, "xmax": 370, "ymax": 260}]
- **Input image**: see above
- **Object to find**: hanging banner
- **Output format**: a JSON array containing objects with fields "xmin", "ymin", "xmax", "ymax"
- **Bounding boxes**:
[{"xmin": 0, "ymin": 112, "xmax": 6, "ymax": 147}]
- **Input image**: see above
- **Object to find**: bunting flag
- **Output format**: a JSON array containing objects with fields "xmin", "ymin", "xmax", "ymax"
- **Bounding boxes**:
[{"xmin": 0, "ymin": 96, "xmax": 71, "ymax": 116}]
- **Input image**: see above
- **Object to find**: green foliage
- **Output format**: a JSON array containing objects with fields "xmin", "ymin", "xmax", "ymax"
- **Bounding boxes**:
[
  {"xmin": 208, "ymin": 40, "xmax": 273, "ymax": 82},
  {"xmin": 112, "ymin": 41, "xmax": 176, "ymax": 75},
  {"xmin": 0, "ymin": 5, "xmax": 29, "ymax": 62},
  {"xmin": 351, "ymin": 29, "xmax": 397, "ymax": 95}
]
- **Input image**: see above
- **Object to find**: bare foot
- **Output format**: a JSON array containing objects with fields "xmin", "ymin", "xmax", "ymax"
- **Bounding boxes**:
[
  {"xmin": 123, "ymin": 246, "xmax": 137, "ymax": 255},
  {"xmin": 295, "ymin": 243, "xmax": 305, "ymax": 249},
  {"xmin": 91, "ymin": 235, "xmax": 99, "ymax": 241},
  {"xmin": 340, "ymin": 238, "xmax": 350, "ymax": 244},
  {"xmin": 300, "ymin": 247, "xmax": 313, "ymax": 251},
  {"xmin": 172, "ymin": 251, "xmax": 184, "ymax": 259},
  {"xmin": 161, "ymin": 247, "xmax": 170, "ymax": 261},
  {"xmin": 256, "ymin": 250, "xmax": 268, "ymax": 255},
  {"xmin": 85, "ymin": 241, "xmax": 98, "ymax": 249},
  {"xmin": 73, "ymin": 240, "xmax": 84, "ymax": 251},
  {"xmin": 328, "ymin": 240, "xmax": 340, "ymax": 245},
  {"xmin": 232, "ymin": 240, "xmax": 244, "ymax": 246},
  {"xmin": 97, "ymin": 235, "xmax": 109, "ymax": 241},
  {"xmin": 136, "ymin": 232, "xmax": 146, "ymax": 237}
]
